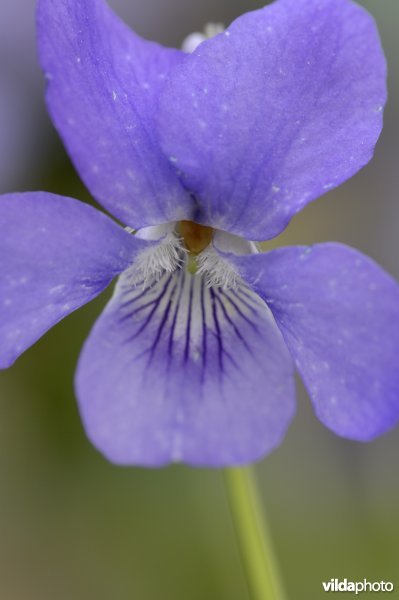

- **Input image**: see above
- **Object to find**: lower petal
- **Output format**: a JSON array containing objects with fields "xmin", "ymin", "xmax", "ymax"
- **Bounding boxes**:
[
  {"xmin": 0, "ymin": 192, "xmax": 147, "ymax": 368},
  {"xmin": 75, "ymin": 267, "xmax": 295, "ymax": 467},
  {"xmin": 229, "ymin": 244, "xmax": 399, "ymax": 441}
]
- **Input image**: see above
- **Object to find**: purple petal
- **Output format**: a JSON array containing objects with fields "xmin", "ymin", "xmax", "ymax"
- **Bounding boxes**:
[
  {"xmin": 229, "ymin": 244, "xmax": 399, "ymax": 440},
  {"xmin": 75, "ymin": 268, "xmax": 295, "ymax": 466},
  {"xmin": 37, "ymin": 0, "xmax": 194, "ymax": 228},
  {"xmin": 157, "ymin": 0, "xmax": 386, "ymax": 240},
  {"xmin": 0, "ymin": 192, "xmax": 147, "ymax": 368}
]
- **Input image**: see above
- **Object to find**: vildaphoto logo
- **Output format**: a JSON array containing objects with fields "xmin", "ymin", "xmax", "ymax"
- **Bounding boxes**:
[{"xmin": 322, "ymin": 579, "xmax": 394, "ymax": 594}]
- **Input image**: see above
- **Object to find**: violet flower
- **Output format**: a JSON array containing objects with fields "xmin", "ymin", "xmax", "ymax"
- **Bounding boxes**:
[{"xmin": 1, "ymin": 0, "xmax": 398, "ymax": 467}]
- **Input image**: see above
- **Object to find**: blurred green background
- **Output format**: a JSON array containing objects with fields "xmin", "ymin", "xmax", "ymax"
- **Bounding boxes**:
[{"xmin": 0, "ymin": 1, "xmax": 398, "ymax": 598}]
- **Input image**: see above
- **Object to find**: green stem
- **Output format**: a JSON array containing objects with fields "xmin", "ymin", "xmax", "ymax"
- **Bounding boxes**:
[{"xmin": 223, "ymin": 467, "xmax": 286, "ymax": 600}]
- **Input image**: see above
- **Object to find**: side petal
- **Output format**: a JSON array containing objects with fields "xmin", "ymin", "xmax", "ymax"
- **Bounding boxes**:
[
  {"xmin": 157, "ymin": 0, "xmax": 387, "ymax": 240},
  {"xmin": 75, "ymin": 268, "xmax": 295, "ymax": 467},
  {"xmin": 229, "ymin": 244, "xmax": 399, "ymax": 440},
  {"xmin": 37, "ymin": 0, "xmax": 193, "ymax": 228},
  {"xmin": 0, "ymin": 192, "xmax": 147, "ymax": 368}
]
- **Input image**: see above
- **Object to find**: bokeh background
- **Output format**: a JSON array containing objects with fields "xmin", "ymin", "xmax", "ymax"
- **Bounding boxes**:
[{"xmin": 0, "ymin": 1, "xmax": 398, "ymax": 598}]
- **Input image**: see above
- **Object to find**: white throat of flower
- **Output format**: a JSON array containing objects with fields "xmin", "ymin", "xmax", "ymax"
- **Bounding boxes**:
[{"xmin": 126, "ymin": 223, "xmax": 257, "ymax": 290}]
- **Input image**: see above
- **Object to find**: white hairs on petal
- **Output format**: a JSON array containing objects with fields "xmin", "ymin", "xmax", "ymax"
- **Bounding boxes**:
[
  {"xmin": 127, "ymin": 233, "xmax": 185, "ymax": 288},
  {"xmin": 196, "ymin": 247, "xmax": 240, "ymax": 290}
]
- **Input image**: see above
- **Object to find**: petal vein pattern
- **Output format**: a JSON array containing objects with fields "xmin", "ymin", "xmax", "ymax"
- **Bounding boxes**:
[{"xmin": 76, "ymin": 265, "xmax": 295, "ymax": 466}]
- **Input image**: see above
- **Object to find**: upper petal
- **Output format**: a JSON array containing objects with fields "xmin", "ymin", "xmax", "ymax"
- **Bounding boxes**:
[
  {"xmin": 157, "ymin": 0, "xmax": 387, "ymax": 240},
  {"xmin": 0, "ymin": 192, "xmax": 147, "ymax": 368},
  {"xmin": 229, "ymin": 244, "xmax": 399, "ymax": 440},
  {"xmin": 37, "ymin": 0, "xmax": 194, "ymax": 228},
  {"xmin": 75, "ymin": 266, "xmax": 295, "ymax": 467}
]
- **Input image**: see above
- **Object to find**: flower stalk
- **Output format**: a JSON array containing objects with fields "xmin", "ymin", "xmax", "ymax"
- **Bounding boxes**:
[{"xmin": 223, "ymin": 467, "xmax": 286, "ymax": 600}]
